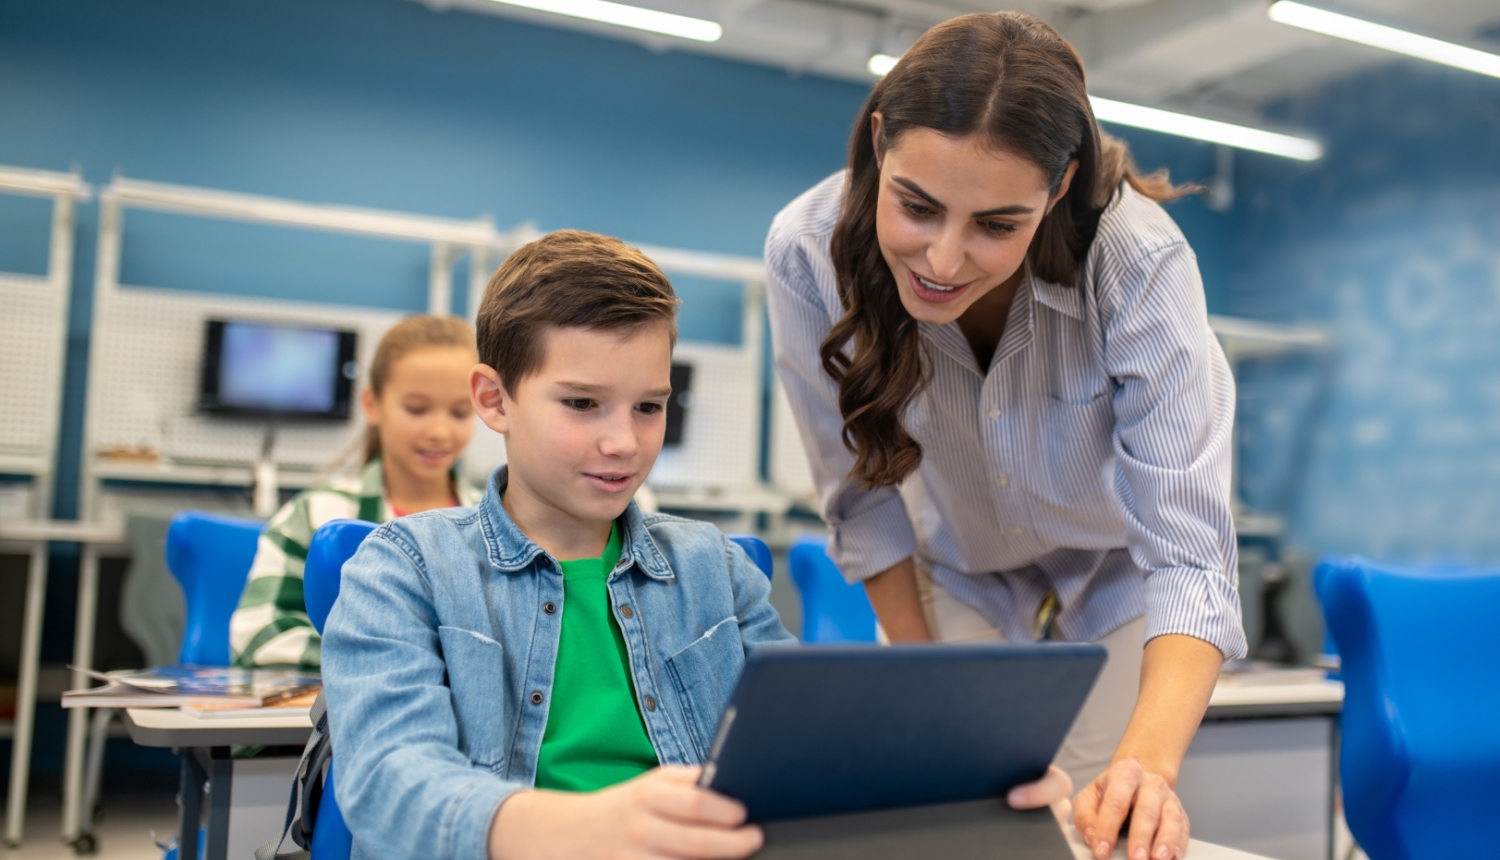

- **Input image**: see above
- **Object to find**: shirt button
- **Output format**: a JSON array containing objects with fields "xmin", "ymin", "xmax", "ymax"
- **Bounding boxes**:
[
  {"xmin": 643, "ymin": 695, "xmax": 657, "ymax": 711},
  {"xmin": 1011, "ymin": 526, "xmax": 1024, "ymax": 536},
  {"xmin": 530, "ymin": 691, "xmax": 544, "ymax": 705},
  {"xmin": 620, "ymin": 605, "xmax": 634, "ymax": 619},
  {"xmin": 996, "ymin": 474, "xmax": 1010, "ymax": 488},
  {"xmin": 543, "ymin": 602, "xmax": 557, "ymax": 615},
  {"xmin": 987, "ymin": 406, "xmax": 1001, "ymax": 420}
]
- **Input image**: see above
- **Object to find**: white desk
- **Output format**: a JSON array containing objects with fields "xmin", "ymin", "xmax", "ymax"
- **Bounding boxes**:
[{"xmin": 0, "ymin": 518, "xmax": 126, "ymax": 848}]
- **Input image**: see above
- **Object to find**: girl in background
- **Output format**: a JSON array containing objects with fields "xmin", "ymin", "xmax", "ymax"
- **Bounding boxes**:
[{"xmin": 230, "ymin": 314, "xmax": 484, "ymax": 668}]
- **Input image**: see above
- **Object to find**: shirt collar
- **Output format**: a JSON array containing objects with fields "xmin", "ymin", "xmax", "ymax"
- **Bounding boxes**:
[{"xmin": 477, "ymin": 466, "xmax": 674, "ymax": 581}]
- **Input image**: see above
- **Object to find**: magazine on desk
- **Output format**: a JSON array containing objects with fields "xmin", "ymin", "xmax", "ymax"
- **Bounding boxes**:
[{"xmin": 61, "ymin": 666, "xmax": 321, "ymax": 709}]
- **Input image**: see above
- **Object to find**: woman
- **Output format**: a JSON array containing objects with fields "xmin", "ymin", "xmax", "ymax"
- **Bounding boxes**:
[{"xmin": 766, "ymin": 13, "xmax": 1246, "ymax": 860}]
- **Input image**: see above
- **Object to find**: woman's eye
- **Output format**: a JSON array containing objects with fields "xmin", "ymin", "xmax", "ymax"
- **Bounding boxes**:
[
  {"xmin": 563, "ymin": 398, "xmax": 595, "ymax": 411},
  {"xmin": 637, "ymin": 402, "xmax": 665, "ymax": 416},
  {"xmin": 981, "ymin": 220, "xmax": 1019, "ymax": 236},
  {"xmin": 451, "ymin": 407, "xmax": 473, "ymax": 420},
  {"xmin": 900, "ymin": 199, "xmax": 935, "ymax": 218},
  {"xmin": 404, "ymin": 404, "xmax": 429, "ymax": 416}
]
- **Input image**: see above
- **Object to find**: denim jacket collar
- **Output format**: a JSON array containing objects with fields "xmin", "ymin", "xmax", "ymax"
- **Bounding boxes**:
[{"xmin": 477, "ymin": 466, "xmax": 675, "ymax": 582}]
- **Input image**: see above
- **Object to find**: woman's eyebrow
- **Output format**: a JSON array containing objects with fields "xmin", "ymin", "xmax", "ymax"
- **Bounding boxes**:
[{"xmin": 892, "ymin": 176, "xmax": 1035, "ymax": 218}]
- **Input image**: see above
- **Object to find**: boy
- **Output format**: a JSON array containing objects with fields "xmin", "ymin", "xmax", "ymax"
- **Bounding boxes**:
[{"xmin": 322, "ymin": 230, "xmax": 794, "ymax": 860}]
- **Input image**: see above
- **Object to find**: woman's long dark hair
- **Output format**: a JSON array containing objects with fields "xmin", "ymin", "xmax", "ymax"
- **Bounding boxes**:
[{"xmin": 823, "ymin": 11, "xmax": 1190, "ymax": 489}]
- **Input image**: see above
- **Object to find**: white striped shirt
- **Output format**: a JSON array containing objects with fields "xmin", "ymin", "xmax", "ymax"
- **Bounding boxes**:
[{"xmin": 766, "ymin": 172, "xmax": 1247, "ymax": 659}]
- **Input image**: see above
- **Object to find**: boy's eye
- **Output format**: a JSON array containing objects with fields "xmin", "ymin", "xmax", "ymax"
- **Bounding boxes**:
[
  {"xmin": 562, "ymin": 398, "xmax": 596, "ymax": 411},
  {"xmin": 637, "ymin": 402, "xmax": 665, "ymax": 416}
]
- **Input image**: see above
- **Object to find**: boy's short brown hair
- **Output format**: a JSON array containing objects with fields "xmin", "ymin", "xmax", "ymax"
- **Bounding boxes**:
[{"xmin": 477, "ymin": 230, "xmax": 679, "ymax": 393}]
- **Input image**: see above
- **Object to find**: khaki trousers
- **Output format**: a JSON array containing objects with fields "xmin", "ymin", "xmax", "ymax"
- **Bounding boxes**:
[{"xmin": 915, "ymin": 568, "xmax": 1144, "ymax": 794}]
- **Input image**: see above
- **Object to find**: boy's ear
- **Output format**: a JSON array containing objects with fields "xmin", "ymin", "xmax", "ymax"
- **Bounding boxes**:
[{"xmin": 470, "ymin": 364, "xmax": 510, "ymax": 435}]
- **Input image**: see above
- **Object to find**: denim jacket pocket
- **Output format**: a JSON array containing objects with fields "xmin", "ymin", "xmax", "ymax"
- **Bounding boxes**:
[
  {"xmin": 663, "ymin": 616, "xmax": 743, "ymax": 760},
  {"xmin": 437, "ymin": 625, "xmax": 505, "ymax": 769}
]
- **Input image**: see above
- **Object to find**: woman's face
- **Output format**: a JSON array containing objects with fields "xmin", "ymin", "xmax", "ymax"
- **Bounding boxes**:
[
  {"xmin": 873, "ymin": 119, "xmax": 1075, "ymax": 325},
  {"xmin": 362, "ymin": 345, "xmax": 477, "ymax": 490}
]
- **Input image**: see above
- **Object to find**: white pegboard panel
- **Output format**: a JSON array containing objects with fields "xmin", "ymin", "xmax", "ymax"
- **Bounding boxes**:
[
  {"xmin": 0, "ymin": 273, "xmax": 66, "ymax": 456},
  {"xmin": 768, "ymin": 377, "xmax": 816, "ymax": 501},
  {"xmin": 461, "ymin": 415, "xmax": 507, "ymax": 488},
  {"xmin": 648, "ymin": 341, "xmax": 760, "ymax": 492},
  {"xmin": 89, "ymin": 286, "xmax": 401, "ymax": 472}
]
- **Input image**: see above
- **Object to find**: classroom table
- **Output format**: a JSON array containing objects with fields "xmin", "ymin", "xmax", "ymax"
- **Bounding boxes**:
[
  {"xmin": 1180, "ymin": 677, "xmax": 1344, "ymax": 860},
  {"xmin": 123, "ymin": 706, "xmax": 1278, "ymax": 860},
  {"xmin": 0, "ymin": 517, "xmax": 127, "ymax": 848}
]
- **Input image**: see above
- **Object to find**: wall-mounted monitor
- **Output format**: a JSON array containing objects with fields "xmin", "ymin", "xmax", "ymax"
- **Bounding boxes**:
[
  {"xmin": 199, "ymin": 319, "xmax": 358, "ymax": 420},
  {"xmin": 665, "ymin": 362, "xmax": 693, "ymax": 447}
]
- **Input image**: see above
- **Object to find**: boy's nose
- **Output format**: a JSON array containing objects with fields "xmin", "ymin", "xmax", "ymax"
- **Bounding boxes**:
[{"xmin": 598, "ymin": 414, "xmax": 639, "ymax": 458}]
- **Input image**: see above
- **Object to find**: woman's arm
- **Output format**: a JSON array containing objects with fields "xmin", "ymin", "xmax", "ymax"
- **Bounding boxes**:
[
  {"xmin": 1072, "ymin": 635, "xmax": 1221, "ymax": 860},
  {"xmin": 861, "ymin": 557, "xmax": 932, "ymax": 642}
]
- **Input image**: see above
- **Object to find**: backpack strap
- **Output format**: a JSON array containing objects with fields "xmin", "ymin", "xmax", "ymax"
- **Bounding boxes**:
[{"xmin": 255, "ymin": 692, "xmax": 331, "ymax": 860}]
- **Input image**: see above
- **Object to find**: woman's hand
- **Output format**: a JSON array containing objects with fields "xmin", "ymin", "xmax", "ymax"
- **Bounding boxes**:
[
  {"xmin": 1005, "ymin": 765, "xmax": 1074, "ymax": 831},
  {"xmin": 1072, "ymin": 759, "xmax": 1188, "ymax": 860},
  {"xmin": 489, "ymin": 766, "xmax": 764, "ymax": 860}
]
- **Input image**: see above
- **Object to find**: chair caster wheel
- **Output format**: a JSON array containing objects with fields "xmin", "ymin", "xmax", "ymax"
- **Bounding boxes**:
[{"xmin": 73, "ymin": 832, "xmax": 98, "ymax": 855}]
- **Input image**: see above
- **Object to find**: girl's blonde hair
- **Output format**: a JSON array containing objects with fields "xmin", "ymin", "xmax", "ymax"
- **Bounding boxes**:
[{"xmin": 361, "ymin": 314, "xmax": 477, "ymax": 463}]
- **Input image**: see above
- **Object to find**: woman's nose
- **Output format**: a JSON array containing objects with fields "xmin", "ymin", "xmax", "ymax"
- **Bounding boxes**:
[{"xmin": 926, "ymin": 227, "xmax": 966, "ymax": 282}]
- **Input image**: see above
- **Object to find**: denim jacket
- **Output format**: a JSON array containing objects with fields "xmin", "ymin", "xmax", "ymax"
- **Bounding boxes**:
[{"xmin": 322, "ymin": 467, "xmax": 795, "ymax": 860}]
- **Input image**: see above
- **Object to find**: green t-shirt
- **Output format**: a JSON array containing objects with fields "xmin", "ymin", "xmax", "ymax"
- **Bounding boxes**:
[{"xmin": 534, "ymin": 522, "xmax": 659, "ymax": 791}]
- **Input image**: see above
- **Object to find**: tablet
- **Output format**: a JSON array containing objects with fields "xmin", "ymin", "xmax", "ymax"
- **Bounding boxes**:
[{"xmin": 699, "ymin": 642, "xmax": 1106, "ymax": 822}]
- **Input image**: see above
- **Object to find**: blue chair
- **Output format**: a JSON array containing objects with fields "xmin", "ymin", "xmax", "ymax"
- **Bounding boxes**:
[
  {"xmin": 726, "ymin": 533, "xmax": 774, "ymax": 581},
  {"xmin": 1314, "ymin": 557, "xmax": 1500, "ymax": 860},
  {"xmin": 143, "ymin": 512, "xmax": 262, "ymax": 858},
  {"xmin": 165, "ymin": 511, "xmax": 265, "ymax": 665},
  {"xmin": 302, "ymin": 519, "xmax": 377, "ymax": 860},
  {"xmin": 787, "ymin": 535, "xmax": 877, "ymax": 643}
]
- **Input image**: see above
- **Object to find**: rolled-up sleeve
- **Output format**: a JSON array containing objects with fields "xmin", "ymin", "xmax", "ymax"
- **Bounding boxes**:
[
  {"xmin": 765, "ymin": 210, "xmax": 916, "ymax": 583},
  {"xmin": 323, "ymin": 528, "xmax": 520, "ymax": 860},
  {"xmin": 1097, "ymin": 240, "xmax": 1247, "ymax": 660}
]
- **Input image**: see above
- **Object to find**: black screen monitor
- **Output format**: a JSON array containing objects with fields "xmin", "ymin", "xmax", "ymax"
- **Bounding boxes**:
[
  {"xmin": 665, "ymin": 362, "xmax": 693, "ymax": 447},
  {"xmin": 200, "ymin": 319, "xmax": 358, "ymax": 420}
]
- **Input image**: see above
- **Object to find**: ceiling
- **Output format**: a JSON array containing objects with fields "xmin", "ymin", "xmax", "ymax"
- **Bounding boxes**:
[{"xmin": 413, "ymin": 0, "xmax": 1500, "ymax": 117}]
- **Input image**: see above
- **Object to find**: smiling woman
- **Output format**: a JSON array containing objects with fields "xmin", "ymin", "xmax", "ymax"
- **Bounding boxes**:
[{"xmin": 766, "ymin": 12, "xmax": 1245, "ymax": 860}]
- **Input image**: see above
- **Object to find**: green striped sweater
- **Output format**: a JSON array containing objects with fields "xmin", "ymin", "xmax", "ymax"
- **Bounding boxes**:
[{"xmin": 229, "ymin": 459, "xmax": 484, "ymax": 668}]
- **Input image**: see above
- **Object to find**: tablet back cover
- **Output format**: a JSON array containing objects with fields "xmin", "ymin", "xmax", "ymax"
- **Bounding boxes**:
[{"xmin": 702, "ymin": 643, "xmax": 1105, "ymax": 821}]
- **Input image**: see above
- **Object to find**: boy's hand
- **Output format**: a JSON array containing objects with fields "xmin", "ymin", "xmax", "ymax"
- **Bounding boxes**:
[{"xmin": 489, "ymin": 766, "xmax": 764, "ymax": 860}]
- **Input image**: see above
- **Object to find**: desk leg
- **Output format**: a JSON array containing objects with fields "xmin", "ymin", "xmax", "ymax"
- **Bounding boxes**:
[
  {"xmin": 4, "ymin": 541, "xmax": 49, "ymax": 848},
  {"xmin": 61, "ymin": 544, "xmax": 101, "ymax": 844},
  {"xmin": 205, "ymin": 750, "xmax": 232, "ymax": 860},
  {"xmin": 180, "ymin": 749, "xmax": 205, "ymax": 860}
]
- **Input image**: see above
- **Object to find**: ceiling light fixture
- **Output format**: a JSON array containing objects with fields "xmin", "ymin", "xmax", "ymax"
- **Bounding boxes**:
[
  {"xmin": 482, "ymin": 0, "xmax": 721, "ymax": 42},
  {"xmin": 1269, "ymin": 1, "xmax": 1500, "ymax": 79},
  {"xmin": 867, "ymin": 53, "xmax": 899, "ymax": 76},
  {"xmin": 1090, "ymin": 96, "xmax": 1323, "ymax": 161}
]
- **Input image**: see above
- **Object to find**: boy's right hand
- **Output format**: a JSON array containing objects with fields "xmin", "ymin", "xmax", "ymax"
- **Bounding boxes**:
[{"xmin": 488, "ymin": 766, "xmax": 765, "ymax": 860}]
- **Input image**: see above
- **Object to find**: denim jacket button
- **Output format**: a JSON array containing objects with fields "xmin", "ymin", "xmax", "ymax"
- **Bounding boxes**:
[
  {"xmin": 530, "ymin": 691, "xmax": 544, "ymax": 705},
  {"xmin": 643, "ymin": 695, "xmax": 657, "ymax": 711},
  {"xmin": 620, "ymin": 605, "xmax": 634, "ymax": 619},
  {"xmin": 543, "ymin": 602, "xmax": 557, "ymax": 614}
]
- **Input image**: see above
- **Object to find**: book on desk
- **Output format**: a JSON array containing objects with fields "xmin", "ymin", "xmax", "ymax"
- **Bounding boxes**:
[{"xmin": 62, "ymin": 666, "xmax": 320, "ymax": 711}]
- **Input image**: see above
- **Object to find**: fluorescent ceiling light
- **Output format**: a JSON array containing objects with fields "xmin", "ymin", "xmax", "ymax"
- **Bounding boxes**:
[
  {"xmin": 1269, "ymin": 1, "xmax": 1500, "ymax": 79},
  {"xmin": 867, "ymin": 53, "xmax": 899, "ymax": 76},
  {"xmin": 482, "ymin": 0, "xmax": 721, "ymax": 41},
  {"xmin": 1090, "ymin": 96, "xmax": 1323, "ymax": 161}
]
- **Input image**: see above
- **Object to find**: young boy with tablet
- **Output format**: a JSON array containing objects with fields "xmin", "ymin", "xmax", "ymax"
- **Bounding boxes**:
[{"xmin": 321, "ymin": 230, "xmax": 794, "ymax": 860}]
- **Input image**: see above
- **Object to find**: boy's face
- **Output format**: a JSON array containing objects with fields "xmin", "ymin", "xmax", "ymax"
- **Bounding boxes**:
[{"xmin": 473, "ymin": 322, "xmax": 673, "ymax": 536}]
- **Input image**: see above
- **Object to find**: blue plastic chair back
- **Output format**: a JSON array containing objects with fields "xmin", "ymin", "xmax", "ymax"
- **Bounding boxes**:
[
  {"xmin": 302, "ymin": 518, "xmax": 376, "ymax": 860},
  {"xmin": 310, "ymin": 760, "xmax": 353, "ymax": 860},
  {"xmin": 164, "ymin": 512, "xmax": 263, "ymax": 666},
  {"xmin": 726, "ymin": 533, "xmax": 773, "ymax": 581},
  {"xmin": 304, "ymin": 519, "xmax": 378, "ymax": 635},
  {"xmin": 1314, "ymin": 557, "xmax": 1500, "ymax": 860},
  {"xmin": 786, "ymin": 535, "xmax": 877, "ymax": 643}
]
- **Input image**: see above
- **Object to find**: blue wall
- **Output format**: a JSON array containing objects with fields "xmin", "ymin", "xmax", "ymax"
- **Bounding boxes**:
[
  {"xmin": 0, "ymin": 0, "xmax": 1230, "ymax": 523},
  {"xmin": 1229, "ymin": 60, "xmax": 1500, "ymax": 564}
]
